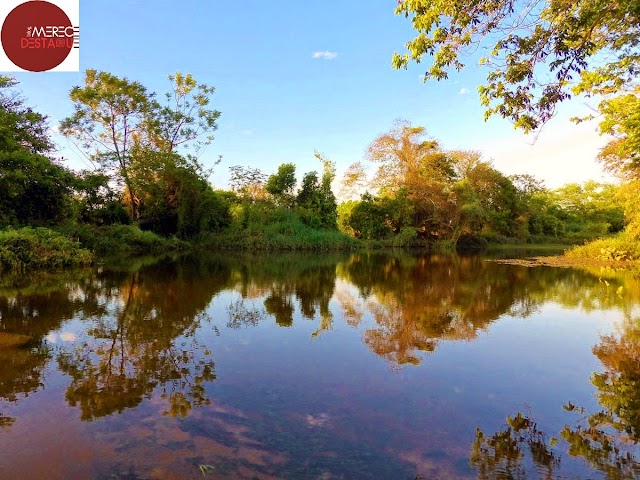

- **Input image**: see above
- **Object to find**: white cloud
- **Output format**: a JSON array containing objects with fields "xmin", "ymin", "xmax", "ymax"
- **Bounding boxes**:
[
  {"xmin": 459, "ymin": 87, "xmax": 469, "ymax": 95},
  {"xmin": 312, "ymin": 51, "xmax": 338, "ymax": 60}
]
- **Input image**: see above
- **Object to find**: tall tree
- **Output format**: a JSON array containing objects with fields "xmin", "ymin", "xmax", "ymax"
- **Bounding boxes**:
[
  {"xmin": 61, "ymin": 71, "xmax": 221, "ymax": 221},
  {"xmin": 60, "ymin": 70, "xmax": 151, "ymax": 218},
  {"xmin": 0, "ymin": 76, "xmax": 53, "ymax": 154}
]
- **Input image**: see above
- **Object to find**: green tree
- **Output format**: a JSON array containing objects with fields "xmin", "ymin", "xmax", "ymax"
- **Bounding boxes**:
[
  {"xmin": 296, "ymin": 153, "xmax": 338, "ymax": 229},
  {"xmin": 0, "ymin": 76, "xmax": 53, "ymax": 154},
  {"xmin": 60, "ymin": 70, "xmax": 151, "ymax": 219},
  {"xmin": 393, "ymin": 0, "xmax": 640, "ymax": 132},
  {"xmin": 596, "ymin": 88, "xmax": 640, "ymax": 179},
  {"xmin": 61, "ymin": 71, "xmax": 221, "ymax": 222},
  {"xmin": 0, "ymin": 77, "xmax": 75, "ymax": 225},
  {"xmin": 266, "ymin": 163, "xmax": 297, "ymax": 207}
]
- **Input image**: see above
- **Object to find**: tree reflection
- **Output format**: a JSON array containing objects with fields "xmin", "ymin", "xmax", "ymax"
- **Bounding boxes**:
[
  {"xmin": 0, "ymin": 272, "xmax": 101, "ymax": 428},
  {"xmin": 56, "ymin": 259, "xmax": 229, "ymax": 420},
  {"xmin": 336, "ymin": 253, "xmax": 564, "ymax": 365},
  {"xmin": 561, "ymin": 315, "xmax": 640, "ymax": 479},
  {"xmin": 470, "ymin": 412, "xmax": 560, "ymax": 480},
  {"xmin": 226, "ymin": 253, "xmax": 339, "ymax": 333},
  {"xmin": 472, "ymin": 315, "xmax": 640, "ymax": 479}
]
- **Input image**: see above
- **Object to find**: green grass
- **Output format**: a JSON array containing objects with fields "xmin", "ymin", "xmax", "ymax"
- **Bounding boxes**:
[{"xmin": 0, "ymin": 227, "xmax": 93, "ymax": 272}]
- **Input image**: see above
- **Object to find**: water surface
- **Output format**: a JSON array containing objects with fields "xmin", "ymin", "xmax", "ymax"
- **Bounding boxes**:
[{"xmin": 0, "ymin": 252, "xmax": 639, "ymax": 479}]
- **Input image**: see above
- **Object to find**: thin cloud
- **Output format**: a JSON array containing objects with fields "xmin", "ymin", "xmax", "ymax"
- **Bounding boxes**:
[
  {"xmin": 312, "ymin": 51, "xmax": 338, "ymax": 60},
  {"xmin": 459, "ymin": 87, "xmax": 469, "ymax": 95}
]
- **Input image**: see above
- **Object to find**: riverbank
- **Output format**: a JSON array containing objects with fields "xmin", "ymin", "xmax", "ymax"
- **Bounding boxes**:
[{"xmin": 2, "ymin": 224, "xmax": 638, "ymax": 274}]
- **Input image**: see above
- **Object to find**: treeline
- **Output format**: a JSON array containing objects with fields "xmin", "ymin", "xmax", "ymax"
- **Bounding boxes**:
[
  {"xmin": 336, "ymin": 121, "xmax": 627, "ymax": 247},
  {"xmin": 0, "ymin": 72, "xmax": 635, "ymax": 271}
]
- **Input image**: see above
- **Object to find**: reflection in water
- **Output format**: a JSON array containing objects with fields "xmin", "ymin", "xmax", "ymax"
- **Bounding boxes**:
[
  {"xmin": 0, "ymin": 252, "xmax": 640, "ymax": 478},
  {"xmin": 470, "ymin": 411, "xmax": 560, "ymax": 479},
  {"xmin": 473, "ymin": 312, "xmax": 640, "ymax": 480}
]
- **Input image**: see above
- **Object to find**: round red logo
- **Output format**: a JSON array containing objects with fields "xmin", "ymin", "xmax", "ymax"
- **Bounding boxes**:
[{"xmin": 1, "ymin": 1, "xmax": 73, "ymax": 72}]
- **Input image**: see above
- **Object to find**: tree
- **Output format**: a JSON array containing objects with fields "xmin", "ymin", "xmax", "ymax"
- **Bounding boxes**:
[
  {"xmin": 0, "ymin": 150, "xmax": 74, "ymax": 225},
  {"xmin": 266, "ymin": 163, "xmax": 297, "ymax": 207},
  {"xmin": 146, "ymin": 73, "xmax": 221, "ymax": 156},
  {"xmin": 0, "ymin": 76, "xmax": 53, "ymax": 154},
  {"xmin": 393, "ymin": 0, "xmax": 640, "ymax": 132},
  {"xmin": 228, "ymin": 165, "xmax": 267, "ymax": 203},
  {"xmin": 0, "ymin": 77, "xmax": 75, "ymax": 225},
  {"xmin": 60, "ymin": 70, "xmax": 151, "ymax": 219},
  {"xmin": 296, "ymin": 153, "xmax": 338, "ymax": 229},
  {"xmin": 359, "ymin": 120, "xmax": 456, "ymax": 237},
  {"xmin": 61, "ymin": 70, "xmax": 221, "ymax": 221},
  {"xmin": 596, "ymin": 88, "xmax": 640, "ymax": 178}
]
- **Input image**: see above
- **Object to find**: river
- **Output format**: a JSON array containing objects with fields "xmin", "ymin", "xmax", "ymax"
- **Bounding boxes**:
[{"xmin": 0, "ymin": 251, "xmax": 638, "ymax": 479}]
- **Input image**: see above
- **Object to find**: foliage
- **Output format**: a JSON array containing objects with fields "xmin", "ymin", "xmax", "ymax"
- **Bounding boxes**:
[
  {"xmin": 0, "ymin": 150, "xmax": 75, "ymax": 226},
  {"xmin": 60, "ymin": 224, "xmax": 189, "ymax": 256},
  {"xmin": 597, "ymin": 88, "xmax": 640, "ymax": 179},
  {"xmin": 296, "ymin": 153, "xmax": 338, "ymax": 230},
  {"xmin": 228, "ymin": 165, "xmax": 268, "ymax": 203},
  {"xmin": 393, "ymin": 0, "xmax": 640, "ymax": 132},
  {"xmin": 0, "ymin": 76, "xmax": 53, "ymax": 154},
  {"xmin": 567, "ymin": 235, "xmax": 640, "ymax": 261},
  {"xmin": 200, "ymin": 203, "xmax": 355, "ymax": 251},
  {"xmin": 72, "ymin": 170, "xmax": 130, "ymax": 226},
  {"xmin": 60, "ymin": 70, "xmax": 151, "ymax": 218},
  {"xmin": 61, "ymin": 70, "xmax": 221, "ymax": 221},
  {"xmin": 129, "ymin": 150, "xmax": 230, "ymax": 238},
  {"xmin": 266, "ymin": 163, "xmax": 297, "ymax": 207},
  {"xmin": 347, "ymin": 191, "xmax": 414, "ymax": 240},
  {"xmin": 0, "ymin": 227, "xmax": 92, "ymax": 272}
]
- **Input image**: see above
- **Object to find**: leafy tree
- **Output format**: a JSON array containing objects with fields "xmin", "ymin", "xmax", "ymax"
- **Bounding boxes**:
[
  {"xmin": 0, "ymin": 151, "xmax": 76, "ymax": 226},
  {"xmin": 146, "ymin": 73, "xmax": 221, "ymax": 156},
  {"xmin": 0, "ymin": 76, "xmax": 53, "ymax": 154},
  {"xmin": 73, "ymin": 171, "xmax": 130, "ymax": 226},
  {"xmin": 393, "ymin": 0, "xmax": 640, "ymax": 132},
  {"xmin": 266, "ymin": 163, "xmax": 297, "ymax": 207},
  {"xmin": 360, "ymin": 120, "xmax": 457, "ymax": 238},
  {"xmin": 347, "ymin": 191, "xmax": 415, "ymax": 240},
  {"xmin": 296, "ymin": 153, "xmax": 338, "ymax": 229},
  {"xmin": 229, "ymin": 165, "xmax": 268, "ymax": 203},
  {"xmin": 0, "ymin": 77, "xmax": 75, "ymax": 225},
  {"xmin": 61, "ymin": 70, "xmax": 221, "ymax": 221},
  {"xmin": 60, "ymin": 70, "xmax": 151, "ymax": 219},
  {"xmin": 596, "ymin": 88, "xmax": 640, "ymax": 179}
]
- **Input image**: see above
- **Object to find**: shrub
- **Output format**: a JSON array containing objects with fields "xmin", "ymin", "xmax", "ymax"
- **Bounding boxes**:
[
  {"xmin": 0, "ymin": 227, "xmax": 92, "ymax": 271},
  {"xmin": 566, "ymin": 235, "xmax": 640, "ymax": 261}
]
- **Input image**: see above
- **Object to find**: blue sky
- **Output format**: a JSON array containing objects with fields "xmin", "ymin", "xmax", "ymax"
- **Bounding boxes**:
[{"xmin": 11, "ymin": 0, "xmax": 614, "ymax": 190}]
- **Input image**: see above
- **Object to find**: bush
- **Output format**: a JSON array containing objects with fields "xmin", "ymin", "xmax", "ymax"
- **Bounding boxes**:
[
  {"xmin": 566, "ymin": 234, "xmax": 640, "ymax": 261},
  {"xmin": 0, "ymin": 227, "xmax": 92, "ymax": 271},
  {"xmin": 60, "ymin": 224, "xmax": 189, "ymax": 256}
]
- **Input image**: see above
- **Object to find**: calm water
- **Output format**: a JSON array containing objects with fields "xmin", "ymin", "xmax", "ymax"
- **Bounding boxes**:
[{"xmin": 0, "ymin": 252, "xmax": 639, "ymax": 479}]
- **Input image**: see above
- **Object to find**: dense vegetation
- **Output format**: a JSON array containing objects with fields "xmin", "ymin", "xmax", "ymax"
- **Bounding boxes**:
[
  {"xmin": 393, "ymin": 0, "xmax": 640, "ymax": 260},
  {"xmin": 337, "ymin": 121, "xmax": 627, "ymax": 248},
  {"xmin": 1, "ymin": 49, "xmax": 638, "ymax": 270}
]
